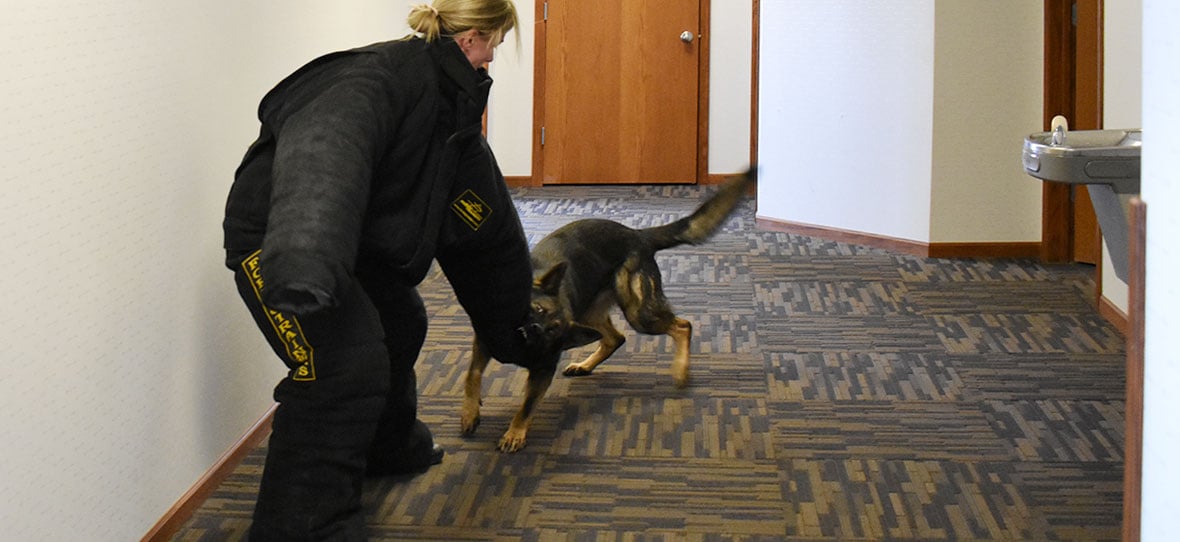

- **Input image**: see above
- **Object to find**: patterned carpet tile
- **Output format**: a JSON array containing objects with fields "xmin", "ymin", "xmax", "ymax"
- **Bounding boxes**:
[
  {"xmin": 982, "ymin": 399, "xmax": 1125, "ymax": 462},
  {"xmin": 747, "ymin": 252, "xmax": 909, "ymax": 282},
  {"xmin": 778, "ymin": 459, "xmax": 1036, "ymax": 540},
  {"xmin": 930, "ymin": 313, "xmax": 1126, "ymax": 355},
  {"xmin": 423, "ymin": 355, "xmax": 772, "ymax": 459},
  {"xmin": 765, "ymin": 351, "xmax": 965, "ymax": 402},
  {"xmin": 770, "ymin": 401, "xmax": 1017, "ymax": 462},
  {"xmin": 903, "ymin": 280, "xmax": 1099, "ymax": 315},
  {"xmin": 754, "ymin": 280, "xmax": 914, "ymax": 317},
  {"xmin": 951, "ymin": 352, "xmax": 1125, "ymax": 401},
  {"xmin": 656, "ymin": 252, "xmax": 752, "ymax": 286},
  {"xmin": 748, "ymin": 231, "xmax": 892, "ymax": 258},
  {"xmin": 547, "ymin": 397, "xmax": 774, "ymax": 460},
  {"xmin": 520, "ymin": 529, "xmax": 792, "ymax": 542},
  {"xmin": 171, "ymin": 184, "xmax": 1127, "ymax": 540},
  {"xmin": 361, "ymin": 449, "xmax": 549, "ymax": 530},
  {"xmin": 757, "ymin": 314, "xmax": 946, "ymax": 352},
  {"xmin": 894, "ymin": 257, "xmax": 1076, "ymax": 283},
  {"xmin": 1007, "ymin": 461, "xmax": 1123, "ymax": 542},
  {"xmin": 557, "ymin": 353, "xmax": 769, "ymax": 399},
  {"xmin": 524, "ymin": 457, "xmax": 789, "ymax": 535}
]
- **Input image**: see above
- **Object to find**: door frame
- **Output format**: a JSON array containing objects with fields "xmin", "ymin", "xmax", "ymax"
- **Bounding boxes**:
[
  {"xmin": 1042, "ymin": 1, "xmax": 1104, "ymax": 269},
  {"xmin": 529, "ymin": 0, "xmax": 712, "ymax": 186}
]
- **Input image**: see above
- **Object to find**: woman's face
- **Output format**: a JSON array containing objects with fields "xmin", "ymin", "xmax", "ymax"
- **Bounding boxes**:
[{"xmin": 458, "ymin": 29, "xmax": 502, "ymax": 69}]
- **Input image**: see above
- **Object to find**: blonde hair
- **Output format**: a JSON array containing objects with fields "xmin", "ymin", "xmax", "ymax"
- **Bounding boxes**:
[{"xmin": 408, "ymin": 0, "xmax": 519, "ymax": 46}]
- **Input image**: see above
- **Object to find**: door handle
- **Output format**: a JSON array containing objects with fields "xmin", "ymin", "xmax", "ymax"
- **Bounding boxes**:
[{"xmin": 680, "ymin": 31, "xmax": 694, "ymax": 43}]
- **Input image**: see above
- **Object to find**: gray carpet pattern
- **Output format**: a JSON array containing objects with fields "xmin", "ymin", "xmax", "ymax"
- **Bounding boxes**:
[{"xmin": 173, "ymin": 184, "xmax": 1125, "ymax": 541}]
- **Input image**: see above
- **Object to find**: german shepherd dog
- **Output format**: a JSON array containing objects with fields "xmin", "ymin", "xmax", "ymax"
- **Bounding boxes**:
[{"xmin": 461, "ymin": 170, "xmax": 755, "ymax": 452}]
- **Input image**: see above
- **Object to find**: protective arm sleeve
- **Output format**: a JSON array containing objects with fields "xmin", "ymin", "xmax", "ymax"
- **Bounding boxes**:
[{"xmin": 259, "ymin": 76, "xmax": 394, "ymax": 315}]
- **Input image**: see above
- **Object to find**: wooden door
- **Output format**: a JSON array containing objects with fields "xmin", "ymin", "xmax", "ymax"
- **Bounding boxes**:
[
  {"xmin": 1042, "ymin": 0, "xmax": 1103, "ymax": 265},
  {"xmin": 538, "ymin": 0, "xmax": 704, "ymax": 184}
]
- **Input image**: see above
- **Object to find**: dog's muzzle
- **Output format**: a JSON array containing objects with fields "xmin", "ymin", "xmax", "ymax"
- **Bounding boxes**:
[{"xmin": 517, "ymin": 323, "xmax": 545, "ymax": 343}]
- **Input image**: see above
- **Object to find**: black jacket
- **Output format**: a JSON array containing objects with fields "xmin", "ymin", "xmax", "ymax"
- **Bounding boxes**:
[{"xmin": 223, "ymin": 37, "xmax": 532, "ymax": 364}]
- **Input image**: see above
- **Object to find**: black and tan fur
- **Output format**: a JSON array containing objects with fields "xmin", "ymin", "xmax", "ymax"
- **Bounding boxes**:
[{"xmin": 462, "ymin": 170, "xmax": 755, "ymax": 452}]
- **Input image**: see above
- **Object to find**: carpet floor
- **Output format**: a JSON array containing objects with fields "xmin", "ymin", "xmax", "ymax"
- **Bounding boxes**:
[{"xmin": 173, "ymin": 183, "xmax": 1125, "ymax": 541}]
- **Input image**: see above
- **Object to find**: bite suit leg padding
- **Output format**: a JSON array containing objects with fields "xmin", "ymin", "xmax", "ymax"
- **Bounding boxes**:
[
  {"xmin": 234, "ymin": 264, "xmax": 391, "ymax": 541},
  {"xmin": 356, "ymin": 270, "xmax": 435, "ymax": 472}
]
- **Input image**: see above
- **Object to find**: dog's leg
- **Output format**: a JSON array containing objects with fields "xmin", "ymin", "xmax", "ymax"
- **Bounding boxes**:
[
  {"xmin": 460, "ymin": 338, "xmax": 490, "ymax": 436},
  {"xmin": 500, "ymin": 367, "xmax": 555, "ymax": 452},
  {"xmin": 618, "ymin": 258, "xmax": 693, "ymax": 388},
  {"xmin": 564, "ymin": 294, "xmax": 625, "ymax": 377},
  {"xmin": 667, "ymin": 317, "xmax": 692, "ymax": 388},
  {"xmin": 563, "ymin": 317, "xmax": 625, "ymax": 377}
]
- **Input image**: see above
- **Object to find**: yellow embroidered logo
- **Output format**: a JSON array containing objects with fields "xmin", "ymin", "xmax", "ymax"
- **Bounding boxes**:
[
  {"xmin": 240, "ymin": 251, "xmax": 317, "ymax": 382},
  {"xmin": 451, "ymin": 189, "xmax": 491, "ymax": 231}
]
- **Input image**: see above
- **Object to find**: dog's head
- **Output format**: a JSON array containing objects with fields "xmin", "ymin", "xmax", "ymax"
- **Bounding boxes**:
[{"xmin": 516, "ymin": 262, "xmax": 602, "ymax": 354}]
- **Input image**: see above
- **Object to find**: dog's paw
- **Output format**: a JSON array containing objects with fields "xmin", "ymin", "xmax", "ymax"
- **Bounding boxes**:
[
  {"xmin": 562, "ymin": 364, "xmax": 593, "ymax": 377},
  {"xmin": 460, "ymin": 412, "xmax": 481, "ymax": 435},
  {"xmin": 498, "ymin": 431, "xmax": 527, "ymax": 452},
  {"xmin": 672, "ymin": 368, "xmax": 690, "ymax": 389}
]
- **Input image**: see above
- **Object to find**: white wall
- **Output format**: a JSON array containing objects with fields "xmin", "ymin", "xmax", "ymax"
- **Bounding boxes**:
[
  {"xmin": 757, "ymin": 0, "xmax": 1044, "ymax": 245},
  {"xmin": 930, "ymin": 2, "xmax": 1043, "ymax": 243},
  {"xmin": 757, "ymin": 0, "xmax": 936, "ymax": 243},
  {"xmin": 1139, "ymin": 1, "xmax": 1180, "ymax": 538},
  {"xmin": 0, "ymin": 1, "xmax": 754, "ymax": 537},
  {"xmin": 0, "ymin": 1, "xmax": 409, "ymax": 539},
  {"xmin": 1100, "ymin": 2, "xmax": 1143, "ymax": 314}
]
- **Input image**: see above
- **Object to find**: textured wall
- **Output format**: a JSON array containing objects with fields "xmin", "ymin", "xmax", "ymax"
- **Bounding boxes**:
[
  {"xmin": 0, "ymin": 1, "xmax": 405, "ymax": 538},
  {"xmin": 1141, "ymin": 0, "xmax": 1180, "ymax": 538},
  {"xmin": 757, "ymin": 0, "xmax": 936, "ymax": 242}
]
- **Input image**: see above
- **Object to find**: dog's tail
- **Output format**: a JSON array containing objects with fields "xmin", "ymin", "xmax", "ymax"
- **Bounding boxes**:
[{"xmin": 645, "ymin": 167, "xmax": 756, "ymax": 250}]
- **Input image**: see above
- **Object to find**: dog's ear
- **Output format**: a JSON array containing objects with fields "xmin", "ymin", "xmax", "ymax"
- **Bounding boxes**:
[
  {"xmin": 533, "ymin": 262, "xmax": 568, "ymax": 296},
  {"xmin": 561, "ymin": 323, "xmax": 602, "ymax": 350}
]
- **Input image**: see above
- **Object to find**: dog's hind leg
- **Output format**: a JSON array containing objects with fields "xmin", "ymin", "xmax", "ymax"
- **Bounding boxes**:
[
  {"xmin": 563, "ymin": 293, "xmax": 625, "ymax": 377},
  {"xmin": 617, "ymin": 257, "xmax": 693, "ymax": 388},
  {"xmin": 460, "ymin": 338, "xmax": 491, "ymax": 436},
  {"xmin": 666, "ymin": 317, "xmax": 692, "ymax": 388}
]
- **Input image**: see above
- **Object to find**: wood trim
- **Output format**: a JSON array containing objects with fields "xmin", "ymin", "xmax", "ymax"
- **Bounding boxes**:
[
  {"xmin": 141, "ymin": 405, "xmax": 277, "ymax": 542},
  {"xmin": 750, "ymin": 0, "xmax": 760, "ymax": 170},
  {"xmin": 928, "ymin": 242, "xmax": 1041, "ymax": 260},
  {"xmin": 1075, "ymin": 0, "xmax": 1105, "ymax": 130},
  {"xmin": 504, "ymin": 175, "xmax": 533, "ymax": 188},
  {"xmin": 756, "ymin": 216, "xmax": 1045, "ymax": 261},
  {"xmin": 1097, "ymin": 293, "xmax": 1129, "ymax": 336},
  {"xmin": 755, "ymin": 216, "xmax": 928, "ymax": 258},
  {"xmin": 1041, "ymin": 0, "xmax": 1074, "ymax": 264},
  {"xmin": 529, "ymin": 0, "xmax": 547, "ymax": 186},
  {"xmin": 1123, "ymin": 197, "xmax": 1146, "ymax": 542},
  {"xmin": 696, "ymin": 0, "xmax": 711, "ymax": 184}
]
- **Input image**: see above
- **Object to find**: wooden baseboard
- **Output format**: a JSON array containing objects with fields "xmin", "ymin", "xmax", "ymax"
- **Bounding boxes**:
[
  {"xmin": 141, "ymin": 405, "xmax": 276, "ymax": 542},
  {"xmin": 755, "ymin": 216, "xmax": 1044, "ymax": 260},
  {"xmin": 504, "ymin": 172, "xmax": 744, "ymax": 188},
  {"xmin": 504, "ymin": 175, "xmax": 538, "ymax": 188},
  {"xmin": 755, "ymin": 216, "xmax": 929, "ymax": 257},
  {"xmin": 1123, "ymin": 197, "xmax": 1146, "ymax": 542},
  {"xmin": 1097, "ymin": 294, "xmax": 1129, "ymax": 336},
  {"xmin": 927, "ymin": 242, "xmax": 1041, "ymax": 259}
]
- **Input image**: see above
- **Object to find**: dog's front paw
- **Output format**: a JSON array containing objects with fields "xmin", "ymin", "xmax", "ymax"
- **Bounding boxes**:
[
  {"xmin": 562, "ymin": 363, "xmax": 593, "ymax": 377},
  {"xmin": 460, "ymin": 404, "xmax": 481, "ymax": 435},
  {"xmin": 672, "ymin": 364, "xmax": 690, "ymax": 388},
  {"xmin": 497, "ymin": 430, "xmax": 527, "ymax": 452}
]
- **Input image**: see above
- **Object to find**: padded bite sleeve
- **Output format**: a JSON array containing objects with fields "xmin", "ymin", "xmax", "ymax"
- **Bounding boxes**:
[
  {"xmin": 259, "ymin": 67, "xmax": 397, "ymax": 315},
  {"xmin": 435, "ymin": 140, "xmax": 533, "ymax": 364}
]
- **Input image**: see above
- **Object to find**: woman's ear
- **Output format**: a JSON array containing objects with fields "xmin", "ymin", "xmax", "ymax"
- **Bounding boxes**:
[{"xmin": 456, "ymin": 29, "xmax": 478, "ymax": 50}]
